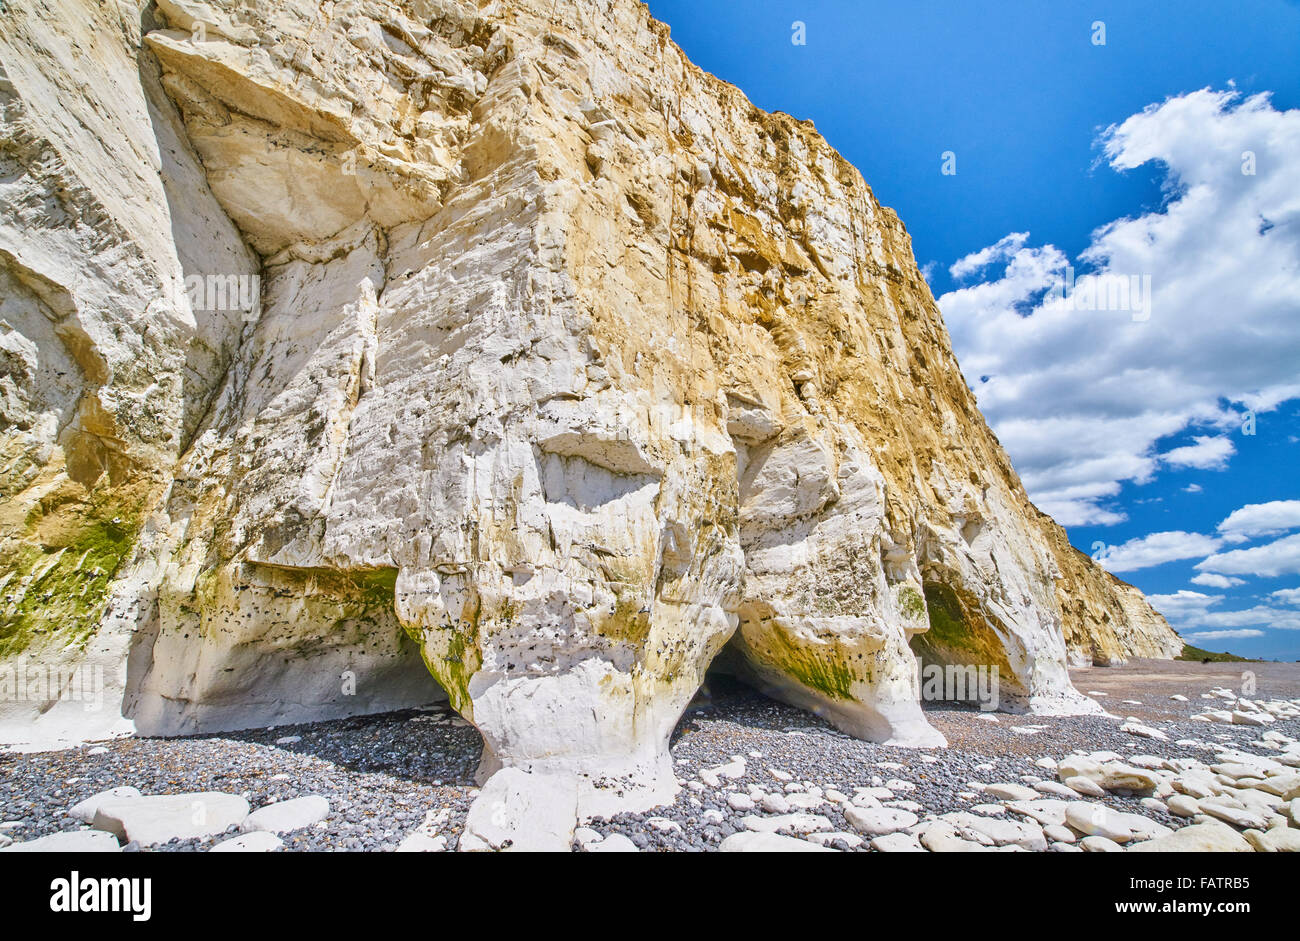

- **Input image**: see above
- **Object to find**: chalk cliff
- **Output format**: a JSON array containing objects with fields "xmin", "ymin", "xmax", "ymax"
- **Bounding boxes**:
[{"xmin": 0, "ymin": 0, "xmax": 1178, "ymax": 813}]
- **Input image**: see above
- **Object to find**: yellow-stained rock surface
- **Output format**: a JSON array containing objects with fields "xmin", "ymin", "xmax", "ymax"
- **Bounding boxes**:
[{"xmin": 0, "ymin": 0, "xmax": 1177, "ymax": 812}]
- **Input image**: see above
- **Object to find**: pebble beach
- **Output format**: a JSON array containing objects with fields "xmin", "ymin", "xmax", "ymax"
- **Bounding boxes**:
[{"xmin": 2, "ymin": 660, "xmax": 1298, "ymax": 853}]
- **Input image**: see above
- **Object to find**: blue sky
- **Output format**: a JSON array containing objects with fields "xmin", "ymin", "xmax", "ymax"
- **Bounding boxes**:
[{"xmin": 646, "ymin": 0, "xmax": 1300, "ymax": 659}]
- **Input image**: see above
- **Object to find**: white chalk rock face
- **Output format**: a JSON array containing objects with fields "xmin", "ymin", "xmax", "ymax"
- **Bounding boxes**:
[
  {"xmin": 0, "ymin": 0, "xmax": 441, "ymax": 748},
  {"xmin": 1, "ymin": 0, "xmax": 1179, "ymax": 815}
]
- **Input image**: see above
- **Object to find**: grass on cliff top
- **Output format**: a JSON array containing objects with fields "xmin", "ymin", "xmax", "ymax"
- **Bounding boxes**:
[{"xmin": 1176, "ymin": 643, "xmax": 1254, "ymax": 663}]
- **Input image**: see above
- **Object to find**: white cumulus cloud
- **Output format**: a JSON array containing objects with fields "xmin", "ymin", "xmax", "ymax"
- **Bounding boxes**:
[
  {"xmin": 1096, "ymin": 531, "xmax": 1222, "ymax": 573},
  {"xmin": 1185, "ymin": 629, "xmax": 1264, "ymax": 642},
  {"xmin": 1188, "ymin": 606, "xmax": 1300, "ymax": 630},
  {"xmin": 937, "ymin": 90, "xmax": 1300, "ymax": 527},
  {"xmin": 1190, "ymin": 572, "xmax": 1246, "ymax": 588},
  {"xmin": 1216, "ymin": 499, "xmax": 1300, "ymax": 543},
  {"xmin": 1272, "ymin": 588, "xmax": 1300, "ymax": 605},
  {"xmin": 1196, "ymin": 532, "xmax": 1300, "ymax": 578},
  {"xmin": 1146, "ymin": 590, "xmax": 1222, "ymax": 618},
  {"xmin": 949, "ymin": 232, "xmax": 1031, "ymax": 280},
  {"xmin": 1160, "ymin": 436, "xmax": 1235, "ymax": 470},
  {"xmin": 1147, "ymin": 590, "xmax": 1300, "ymax": 632}
]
